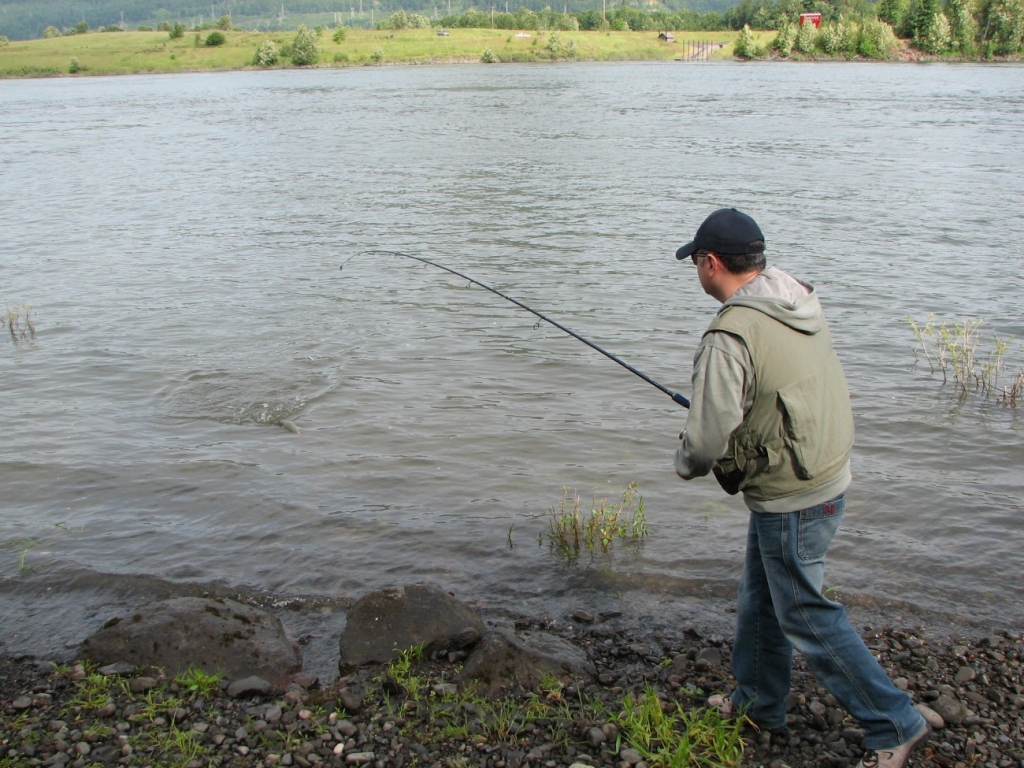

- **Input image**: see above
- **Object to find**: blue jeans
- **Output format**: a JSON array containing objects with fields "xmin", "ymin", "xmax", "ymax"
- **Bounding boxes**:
[{"xmin": 731, "ymin": 495, "xmax": 926, "ymax": 750}]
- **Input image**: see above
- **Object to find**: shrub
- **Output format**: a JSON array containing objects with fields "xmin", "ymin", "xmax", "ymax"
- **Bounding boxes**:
[
  {"xmin": 156, "ymin": 21, "xmax": 171, "ymax": 31},
  {"xmin": 0, "ymin": 35, "xmax": 8, "ymax": 46},
  {"xmin": 70, "ymin": 20, "xmax": 89, "ymax": 35},
  {"xmin": 772, "ymin": 22, "xmax": 797, "ymax": 55},
  {"xmin": 215, "ymin": 15, "xmax": 232, "ymax": 31},
  {"xmin": 43, "ymin": 26, "xmax": 61, "ymax": 38},
  {"xmin": 169, "ymin": 22, "xmax": 185, "ymax": 39},
  {"xmin": 918, "ymin": 11, "xmax": 952, "ymax": 53},
  {"xmin": 610, "ymin": 17, "xmax": 629, "ymax": 31},
  {"xmin": 370, "ymin": 45, "xmax": 384, "ymax": 62},
  {"xmin": 333, "ymin": 52, "xmax": 349, "ymax": 62},
  {"xmin": 205, "ymin": 30, "xmax": 226, "ymax": 46},
  {"xmin": 481, "ymin": 47, "xmax": 498, "ymax": 62},
  {"xmin": 858, "ymin": 17, "xmax": 900, "ymax": 58},
  {"xmin": 68, "ymin": 56, "xmax": 84, "ymax": 73},
  {"xmin": 332, "ymin": 26, "xmax": 347, "ymax": 43},
  {"xmin": 734, "ymin": 24, "xmax": 758, "ymax": 58},
  {"xmin": 795, "ymin": 19, "xmax": 818, "ymax": 53},
  {"xmin": 290, "ymin": 24, "xmax": 320, "ymax": 65},
  {"xmin": 101, "ymin": 25, "xmax": 122, "ymax": 32},
  {"xmin": 385, "ymin": 9, "xmax": 410, "ymax": 29},
  {"xmin": 254, "ymin": 39, "xmax": 278, "ymax": 65}
]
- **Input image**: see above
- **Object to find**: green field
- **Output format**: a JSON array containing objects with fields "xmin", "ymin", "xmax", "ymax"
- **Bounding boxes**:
[{"xmin": 0, "ymin": 27, "xmax": 754, "ymax": 77}]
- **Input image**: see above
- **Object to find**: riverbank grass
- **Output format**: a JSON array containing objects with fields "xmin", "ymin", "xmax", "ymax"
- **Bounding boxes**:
[{"xmin": 0, "ymin": 27, "xmax": 740, "ymax": 76}]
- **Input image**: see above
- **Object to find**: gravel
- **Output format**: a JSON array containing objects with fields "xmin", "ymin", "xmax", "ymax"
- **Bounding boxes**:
[{"xmin": 2, "ymin": 618, "xmax": 1022, "ymax": 768}]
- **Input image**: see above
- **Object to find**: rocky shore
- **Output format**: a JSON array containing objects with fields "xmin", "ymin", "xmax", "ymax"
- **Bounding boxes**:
[{"xmin": 2, "ymin": 609, "xmax": 1022, "ymax": 768}]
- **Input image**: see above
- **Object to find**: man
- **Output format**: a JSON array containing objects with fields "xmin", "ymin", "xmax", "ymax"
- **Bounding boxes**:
[{"xmin": 673, "ymin": 208, "xmax": 930, "ymax": 768}]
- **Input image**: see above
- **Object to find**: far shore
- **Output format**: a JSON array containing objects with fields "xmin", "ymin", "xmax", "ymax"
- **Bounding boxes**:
[{"xmin": 1, "ymin": 26, "xmax": 1002, "ymax": 79}]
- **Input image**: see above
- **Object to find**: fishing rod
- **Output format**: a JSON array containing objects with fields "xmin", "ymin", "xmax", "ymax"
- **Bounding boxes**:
[{"xmin": 341, "ymin": 250, "xmax": 690, "ymax": 409}]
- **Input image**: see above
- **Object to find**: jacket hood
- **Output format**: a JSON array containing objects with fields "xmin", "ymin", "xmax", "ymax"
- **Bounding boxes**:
[{"xmin": 718, "ymin": 266, "xmax": 822, "ymax": 334}]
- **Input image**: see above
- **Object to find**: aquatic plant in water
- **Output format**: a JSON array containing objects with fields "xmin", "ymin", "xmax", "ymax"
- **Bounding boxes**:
[
  {"xmin": 906, "ymin": 314, "xmax": 1023, "ymax": 406},
  {"xmin": 539, "ymin": 482, "xmax": 648, "ymax": 566}
]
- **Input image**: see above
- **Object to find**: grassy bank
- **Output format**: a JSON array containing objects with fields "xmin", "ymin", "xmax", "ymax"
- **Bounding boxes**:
[{"xmin": 0, "ymin": 27, "xmax": 750, "ymax": 77}]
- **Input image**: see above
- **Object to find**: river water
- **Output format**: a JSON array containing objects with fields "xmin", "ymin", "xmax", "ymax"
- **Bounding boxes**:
[{"xmin": 2, "ymin": 61, "xmax": 1022, "ymax": 675}]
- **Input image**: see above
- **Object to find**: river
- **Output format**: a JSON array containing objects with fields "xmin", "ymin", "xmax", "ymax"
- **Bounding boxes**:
[{"xmin": 1, "ymin": 61, "xmax": 1022, "ymax": 676}]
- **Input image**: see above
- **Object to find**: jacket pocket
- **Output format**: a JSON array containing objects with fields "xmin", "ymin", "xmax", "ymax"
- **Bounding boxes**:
[{"xmin": 777, "ymin": 370, "xmax": 853, "ymax": 480}]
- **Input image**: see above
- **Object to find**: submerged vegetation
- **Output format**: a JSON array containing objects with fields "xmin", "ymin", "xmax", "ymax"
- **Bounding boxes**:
[
  {"xmin": 539, "ymin": 483, "xmax": 648, "ymax": 566},
  {"xmin": 907, "ymin": 315, "xmax": 1024, "ymax": 406},
  {"xmin": 3, "ymin": 303, "xmax": 34, "ymax": 342}
]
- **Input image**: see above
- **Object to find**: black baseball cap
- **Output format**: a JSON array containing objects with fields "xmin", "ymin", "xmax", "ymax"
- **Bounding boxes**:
[{"xmin": 675, "ymin": 208, "xmax": 765, "ymax": 260}]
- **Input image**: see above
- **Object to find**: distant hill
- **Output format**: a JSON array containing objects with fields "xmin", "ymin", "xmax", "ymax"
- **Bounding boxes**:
[{"xmin": 0, "ymin": 0, "xmax": 737, "ymax": 40}]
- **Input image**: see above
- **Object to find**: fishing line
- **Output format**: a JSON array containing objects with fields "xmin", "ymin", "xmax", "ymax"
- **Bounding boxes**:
[{"xmin": 341, "ymin": 250, "xmax": 690, "ymax": 409}]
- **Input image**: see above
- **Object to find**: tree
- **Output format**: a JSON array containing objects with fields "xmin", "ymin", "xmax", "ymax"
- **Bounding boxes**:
[
  {"xmin": 43, "ymin": 25, "xmax": 61, "ymax": 38},
  {"xmin": 734, "ymin": 23, "xmax": 759, "ymax": 56},
  {"xmin": 290, "ymin": 24, "xmax": 319, "ymax": 65},
  {"xmin": 205, "ymin": 30, "xmax": 226, "ymax": 45},
  {"xmin": 215, "ymin": 15, "xmax": 232, "ymax": 31},
  {"xmin": 772, "ymin": 21, "xmax": 797, "ymax": 54},
  {"xmin": 795, "ymin": 17, "xmax": 818, "ymax": 51},
  {"xmin": 169, "ymin": 22, "xmax": 185, "ymax": 39},
  {"xmin": 982, "ymin": 0, "xmax": 1024, "ymax": 53},
  {"xmin": 919, "ymin": 10, "xmax": 952, "ymax": 51},
  {"xmin": 876, "ymin": 0, "xmax": 911, "ymax": 33},
  {"xmin": 909, "ymin": 0, "xmax": 942, "ymax": 39},
  {"xmin": 947, "ymin": 0, "xmax": 980, "ymax": 54}
]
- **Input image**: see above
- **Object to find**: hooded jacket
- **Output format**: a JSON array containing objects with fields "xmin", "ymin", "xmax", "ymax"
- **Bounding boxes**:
[{"xmin": 675, "ymin": 266, "xmax": 853, "ymax": 513}]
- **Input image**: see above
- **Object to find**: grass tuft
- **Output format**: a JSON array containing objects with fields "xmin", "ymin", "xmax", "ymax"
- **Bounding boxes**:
[
  {"xmin": 539, "ymin": 482, "xmax": 648, "ymax": 566},
  {"xmin": 615, "ymin": 686, "xmax": 747, "ymax": 767}
]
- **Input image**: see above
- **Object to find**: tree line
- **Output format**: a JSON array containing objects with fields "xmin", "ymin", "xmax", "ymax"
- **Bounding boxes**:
[{"xmin": 3, "ymin": 0, "xmax": 1021, "ymax": 56}]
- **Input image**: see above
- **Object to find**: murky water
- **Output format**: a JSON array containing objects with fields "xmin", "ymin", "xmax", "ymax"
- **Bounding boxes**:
[{"xmin": 2, "ymin": 62, "xmax": 1022, "ymax": 675}]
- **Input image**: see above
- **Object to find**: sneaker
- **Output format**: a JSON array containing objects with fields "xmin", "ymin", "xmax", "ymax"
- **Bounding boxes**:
[
  {"xmin": 857, "ymin": 724, "xmax": 931, "ymax": 768},
  {"xmin": 708, "ymin": 693, "xmax": 734, "ymax": 717}
]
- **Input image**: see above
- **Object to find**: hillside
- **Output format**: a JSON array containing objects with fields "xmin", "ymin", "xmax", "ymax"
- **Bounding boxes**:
[{"xmin": 0, "ymin": 0, "xmax": 736, "ymax": 40}]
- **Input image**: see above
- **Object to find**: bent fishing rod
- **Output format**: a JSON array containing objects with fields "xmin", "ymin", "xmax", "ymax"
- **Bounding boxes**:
[{"xmin": 341, "ymin": 250, "xmax": 690, "ymax": 409}]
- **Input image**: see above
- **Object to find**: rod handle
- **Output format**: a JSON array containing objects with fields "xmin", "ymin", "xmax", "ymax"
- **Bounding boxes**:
[{"xmin": 672, "ymin": 393, "xmax": 690, "ymax": 409}]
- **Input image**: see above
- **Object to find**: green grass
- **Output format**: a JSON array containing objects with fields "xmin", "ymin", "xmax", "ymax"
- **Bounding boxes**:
[
  {"xmin": 0, "ymin": 27, "xmax": 742, "ymax": 77},
  {"xmin": 615, "ymin": 686, "xmax": 747, "ymax": 768}
]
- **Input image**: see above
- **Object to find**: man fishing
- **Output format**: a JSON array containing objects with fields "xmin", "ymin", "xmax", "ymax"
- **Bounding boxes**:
[{"xmin": 673, "ymin": 208, "xmax": 930, "ymax": 768}]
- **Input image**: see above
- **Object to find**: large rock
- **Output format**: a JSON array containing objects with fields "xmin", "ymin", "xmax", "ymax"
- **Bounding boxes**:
[
  {"xmin": 338, "ymin": 583, "xmax": 483, "ymax": 672},
  {"xmin": 456, "ymin": 626, "xmax": 596, "ymax": 693},
  {"xmin": 79, "ymin": 597, "xmax": 301, "ymax": 685}
]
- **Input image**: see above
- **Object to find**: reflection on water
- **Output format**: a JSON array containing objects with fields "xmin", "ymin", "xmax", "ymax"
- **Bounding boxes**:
[{"xmin": 1, "ymin": 63, "xmax": 1023, "ymax": 669}]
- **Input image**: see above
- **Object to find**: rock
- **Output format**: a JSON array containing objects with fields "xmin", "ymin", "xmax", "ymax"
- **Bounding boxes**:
[
  {"xmin": 587, "ymin": 726, "xmax": 607, "ymax": 747},
  {"xmin": 930, "ymin": 694, "xmax": 968, "ymax": 726},
  {"xmin": 619, "ymin": 747, "xmax": 643, "ymax": 764},
  {"xmin": 571, "ymin": 610, "xmax": 595, "ymax": 624},
  {"xmin": 338, "ymin": 583, "xmax": 484, "ymax": 672},
  {"xmin": 226, "ymin": 675, "xmax": 273, "ymax": 698},
  {"xmin": 336, "ymin": 687, "xmax": 364, "ymax": 714},
  {"xmin": 12, "ymin": 695, "xmax": 32, "ymax": 709},
  {"xmin": 954, "ymin": 665, "xmax": 977, "ymax": 684},
  {"xmin": 455, "ymin": 626, "xmax": 596, "ymax": 693},
  {"xmin": 79, "ymin": 597, "xmax": 301, "ymax": 684},
  {"xmin": 128, "ymin": 676, "xmax": 158, "ymax": 693},
  {"xmin": 915, "ymin": 703, "xmax": 945, "ymax": 729},
  {"xmin": 696, "ymin": 647, "xmax": 722, "ymax": 667},
  {"xmin": 97, "ymin": 662, "xmax": 134, "ymax": 676}
]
